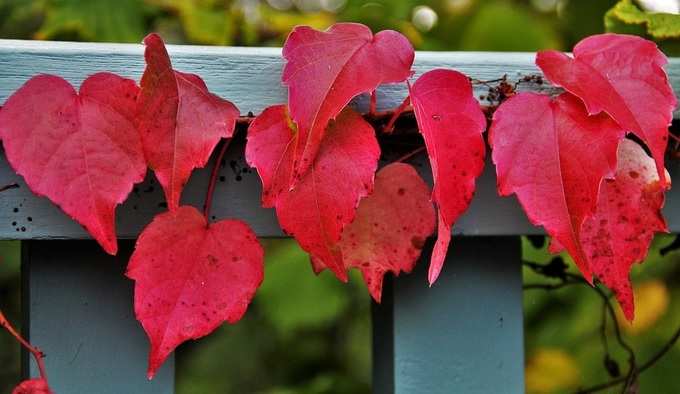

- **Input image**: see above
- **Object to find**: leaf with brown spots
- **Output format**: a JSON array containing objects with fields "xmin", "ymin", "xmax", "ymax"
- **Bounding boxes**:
[
  {"xmin": 332, "ymin": 163, "xmax": 435, "ymax": 301},
  {"xmin": 581, "ymin": 139, "xmax": 669, "ymax": 321},
  {"xmin": 126, "ymin": 206, "xmax": 264, "ymax": 378},
  {"xmin": 409, "ymin": 69, "xmax": 487, "ymax": 284},
  {"xmin": 490, "ymin": 92, "xmax": 625, "ymax": 282}
]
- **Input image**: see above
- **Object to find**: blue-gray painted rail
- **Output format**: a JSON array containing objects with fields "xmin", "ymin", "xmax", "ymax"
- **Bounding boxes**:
[{"xmin": 0, "ymin": 39, "xmax": 678, "ymax": 393}]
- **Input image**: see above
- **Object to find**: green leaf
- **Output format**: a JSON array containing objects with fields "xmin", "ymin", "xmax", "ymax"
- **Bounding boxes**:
[
  {"xmin": 605, "ymin": 0, "xmax": 680, "ymax": 39},
  {"xmin": 37, "ymin": 0, "xmax": 146, "ymax": 42}
]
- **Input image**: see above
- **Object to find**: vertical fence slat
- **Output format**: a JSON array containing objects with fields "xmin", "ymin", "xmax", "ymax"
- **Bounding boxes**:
[
  {"xmin": 373, "ymin": 236, "xmax": 524, "ymax": 394},
  {"xmin": 23, "ymin": 240, "xmax": 174, "ymax": 394}
]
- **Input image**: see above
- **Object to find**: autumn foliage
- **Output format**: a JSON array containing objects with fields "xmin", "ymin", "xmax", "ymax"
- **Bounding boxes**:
[{"xmin": 0, "ymin": 23, "xmax": 674, "ymax": 388}]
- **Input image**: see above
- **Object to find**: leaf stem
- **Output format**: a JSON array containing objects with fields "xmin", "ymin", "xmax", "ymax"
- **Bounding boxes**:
[
  {"xmin": 384, "ymin": 96, "xmax": 411, "ymax": 133},
  {"xmin": 669, "ymin": 132, "xmax": 680, "ymax": 143},
  {"xmin": 369, "ymin": 90, "xmax": 377, "ymax": 117},
  {"xmin": 393, "ymin": 146, "xmax": 426, "ymax": 163},
  {"xmin": 0, "ymin": 309, "xmax": 49, "ymax": 383},
  {"xmin": 203, "ymin": 138, "xmax": 232, "ymax": 224}
]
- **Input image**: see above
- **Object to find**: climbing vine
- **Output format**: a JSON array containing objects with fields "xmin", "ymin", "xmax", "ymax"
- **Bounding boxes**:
[{"xmin": 0, "ymin": 23, "xmax": 676, "ymax": 392}]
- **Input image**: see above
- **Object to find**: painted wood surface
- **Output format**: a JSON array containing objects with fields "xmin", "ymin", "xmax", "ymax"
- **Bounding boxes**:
[
  {"xmin": 23, "ymin": 240, "xmax": 174, "ymax": 394},
  {"xmin": 373, "ymin": 237, "xmax": 524, "ymax": 394},
  {"xmin": 0, "ymin": 39, "xmax": 678, "ymax": 239}
]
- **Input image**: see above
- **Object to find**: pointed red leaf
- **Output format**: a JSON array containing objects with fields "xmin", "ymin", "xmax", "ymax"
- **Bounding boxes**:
[
  {"xmin": 282, "ymin": 22, "xmax": 413, "ymax": 184},
  {"xmin": 12, "ymin": 378, "xmax": 52, "ymax": 394},
  {"xmin": 0, "ymin": 73, "xmax": 145, "ymax": 255},
  {"xmin": 246, "ymin": 106, "xmax": 380, "ymax": 280},
  {"xmin": 536, "ymin": 33, "xmax": 675, "ymax": 185},
  {"xmin": 581, "ymin": 139, "xmax": 669, "ymax": 321},
  {"xmin": 409, "ymin": 69, "xmax": 487, "ymax": 284},
  {"xmin": 489, "ymin": 93, "xmax": 625, "ymax": 281},
  {"xmin": 137, "ymin": 33, "xmax": 239, "ymax": 211},
  {"xmin": 126, "ymin": 206, "xmax": 264, "ymax": 378},
  {"xmin": 335, "ymin": 163, "xmax": 435, "ymax": 301},
  {"xmin": 244, "ymin": 105, "xmax": 296, "ymax": 208}
]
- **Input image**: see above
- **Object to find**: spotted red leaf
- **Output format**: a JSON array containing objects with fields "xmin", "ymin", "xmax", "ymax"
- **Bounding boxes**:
[
  {"xmin": 581, "ymin": 139, "xmax": 669, "ymax": 321},
  {"xmin": 12, "ymin": 378, "xmax": 52, "ymax": 394},
  {"xmin": 536, "ymin": 33, "xmax": 675, "ymax": 185},
  {"xmin": 334, "ymin": 163, "xmax": 435, "ymax": 301},
  {"xmin": 409, "ymin": 69, "xmax": 487, "ymax": 284},
  {"xmin": 137, "ymin": 33, "xmax": 239, "ymax": 211},
  {"xmin": 282, "ymin": 22, "xmax": 413, "ymax": 184},
  {"xmin": 246, "ymin": 105, "xmax": 380, "ymax": 280},
  {"xmin": 490, "ymin": 93, "xmax": 625, "ymax": 281},
  {"xmin": 126, "ymin": 206, "xmax": 264, "ymax": 378},
  {"xmin": 0, "ymin": 73, "xmax": 145, "ymax": 255}
]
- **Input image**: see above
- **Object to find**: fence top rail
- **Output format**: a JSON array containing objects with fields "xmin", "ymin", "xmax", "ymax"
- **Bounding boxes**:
[{"xmin": 0, "ymin": 38, "xmax": 677, "ymax": 239}]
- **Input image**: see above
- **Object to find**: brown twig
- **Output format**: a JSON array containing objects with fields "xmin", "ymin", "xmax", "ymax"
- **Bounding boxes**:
[
  {"xmin": 0, "ymin": 309, "xmax": 49, "ymax": 383},
  {"xmin": 521, "ymin": 259, "xmax": 680, "ymax": 394},
  {"xmin": 0, "ymin": 183, "xmax": 19, "ymax": 193}
]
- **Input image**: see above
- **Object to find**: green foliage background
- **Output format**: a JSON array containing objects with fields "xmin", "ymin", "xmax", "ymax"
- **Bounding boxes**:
[{"xmin": 0, "ymin": 0, "xmax": 679, "ymax": 393}]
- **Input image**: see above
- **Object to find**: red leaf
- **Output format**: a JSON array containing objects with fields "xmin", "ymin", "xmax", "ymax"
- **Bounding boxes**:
[
  {"xmin": 536, "ymin": 33, "xmax": 675, "ymax": 185},
  {"xmin": 246, "ymin": 106, "xmax": 380, "ymax": 280},
  {"xmin": 126, "ymin": 206, "xmax": 264, "ymax": 378},
  {"xmin": 409, "ymin": 69, "xmax": 487, "ymax": 284},
  {"xmin": 12, "ymin": 378, "xmax": 52, "ymax": 394},
  {"xmin": 0, "ymin": 73, "xmax": 145, "ymax": 255},
  {"xmin": 335, "ymin": 163, "xmax": 435, "ymax": 301},
  {"xmin": 244, "ymin": 105, "xmax": 296, "ymax": 208},
  {"xmin": 282, "ymin": 23, "xmax": 413, "ymax": 184},
  {"xmin": 581, "ymin": 140, "xmax": 669, "ymax": 321},
  {"xmin": 137, "ymin": 33, "xmax": 239, "ymax": 211},
  {"xmin": 489, "ymin": 93, "xmax": 625, "ymax": 281}
]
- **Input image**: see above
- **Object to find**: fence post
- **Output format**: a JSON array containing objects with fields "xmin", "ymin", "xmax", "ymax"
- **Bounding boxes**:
[
  {"xmin": 22, "ymin": 240, "xmax": 174, "ymax": 394},
  {"xmin": 373, "ymin": 236, "xmax": 524, "ymax": 394}
]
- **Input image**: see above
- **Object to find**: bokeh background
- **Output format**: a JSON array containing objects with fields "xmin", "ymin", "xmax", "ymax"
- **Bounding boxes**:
[{"xmin": 1, "ymin": 0, "xmax": 679, "ymax": 393}]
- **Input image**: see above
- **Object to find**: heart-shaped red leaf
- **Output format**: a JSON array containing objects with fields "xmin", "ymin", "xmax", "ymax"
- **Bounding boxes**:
[
  {"xmin": 12, "ymin": 378, "xmax": 52, "ymax": 394},
  {"xmin": 536, "ymin": 33, "xmax": 675, "ymax": 185},
  {"xmin": 0, "ymin": 73, "xmax": 145, "ymax": 255},
  {"xmin": 246, "ymin": 105, "xmax": 379, "ymax": 280},
  {"xmin": 334, "ymin": 163, "xmax": 435, "ymax": 301},
  {"xmin": 581, "ymin": 139, "xmax": 669, "ymax": 321},
  {"xmin": 282, "ymin": 23, "xmax": 413, "ymax": 184},
  {"xmin": 409, "ymin": 69, "xmax": 487, "ymax": 284},
  {"xmin": 126, "ymin": 206, "xmax": 264, "ymax": 378},
  {"xmin": 137, "ymin": 33, "xmax": 239, "ymax": 211},
  {"xmin": 490, "ymin": 93, "xmax": 625, "ymax": 281}
]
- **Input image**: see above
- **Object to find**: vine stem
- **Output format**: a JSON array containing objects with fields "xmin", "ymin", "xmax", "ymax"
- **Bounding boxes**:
[
  {"xmin": 203, "ymin": 138, "xmax": 232, "ymax": 223},
  {"xmin": 576, "ymin": 323, "xmax": 680, "ymax": 393},
  {"xmin": 669, "ymin": 132, "xmax": 680, "ymax": 143},
  {"xmin": 0, "ymin": 309, "xmax": 49, "ymax": 383}
]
